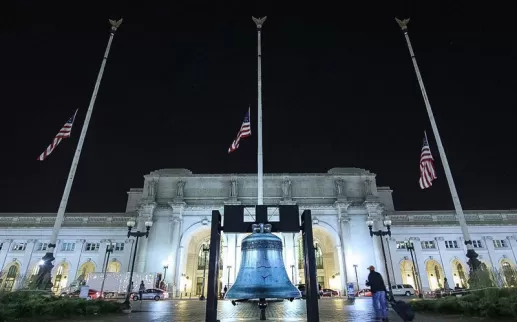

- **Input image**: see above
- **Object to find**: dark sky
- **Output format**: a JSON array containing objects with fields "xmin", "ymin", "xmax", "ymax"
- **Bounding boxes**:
[{"xmin": 1, "ymin": 1, "xmax": 515, "ymax": 213}]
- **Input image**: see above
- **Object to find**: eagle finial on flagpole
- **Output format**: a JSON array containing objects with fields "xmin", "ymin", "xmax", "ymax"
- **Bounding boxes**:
[
  {"xmin": 252, "ymin": 16, "xmax": 267, "ymax": 29},
  {"xmin": 395, "ymin": 17, "xmax": 410, "ymax": 31},
  {"xmin": 109, "ymin": 18, "xmax": 123, "ymax": 32}
]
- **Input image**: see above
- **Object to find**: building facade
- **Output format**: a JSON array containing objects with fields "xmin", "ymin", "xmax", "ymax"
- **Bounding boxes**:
[{"xmin": 1, "ymin": 167, "xmax": 517, "ymax": 296}]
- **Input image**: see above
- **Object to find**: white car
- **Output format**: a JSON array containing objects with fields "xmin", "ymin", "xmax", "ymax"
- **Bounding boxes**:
[{"xmin": 390, "ymin": 284, "xmax": 415, "ymax": 296}]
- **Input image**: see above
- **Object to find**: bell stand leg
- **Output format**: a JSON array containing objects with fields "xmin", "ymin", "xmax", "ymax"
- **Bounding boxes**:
[
  {"xmin": 258, "ymin": 298, "xmax": 267, "ymax": 320},
  {"xmin": 205, "ymin": 210, "xmax": 222, "ymax": 322},
  {"xmin": 301, "ymin": 210, "xmax": 320, "ymax": 322}
]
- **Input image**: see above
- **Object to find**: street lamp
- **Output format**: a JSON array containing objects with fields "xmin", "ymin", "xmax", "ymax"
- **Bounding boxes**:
[
  {"xmin": 162, "ymin": 260, "xmax": 169, "ymax": 290},
  {"xmin": 367, "ymin": 216, "xmax": 394, "ymax": 300},
  {"xmin": 199, "ymin": 244, "xmax": 210, "ymax": 300},
  {"xmin": 162, "ymin": 260, "xmax": 169, "ymax": 281},
  {"xmin": 353, "ymin": 264, "xmax": 359, "ymax": 292},
  {"xmin": 405, "ymin": 241, "xmax": 423, "ymax": 298},
  {"xmin": 99, "ymin": 243, "xmax": 114, "ymax": 299},
  {"xmin": 227, "ymin": 265, "xmax": 232, "ymax": 289},
  {"xmin": 290, "ymin": 264, "xmax": 295, "ymax": 283},
  {"xmin": 123, "ymin": 219, "xmax": 153, "ymax": 311}
]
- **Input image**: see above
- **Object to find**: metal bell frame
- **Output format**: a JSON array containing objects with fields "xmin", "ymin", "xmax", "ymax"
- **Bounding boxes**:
[{"xmin": 204, "ymin": 205, "xmax": 321, "ymax": 322}]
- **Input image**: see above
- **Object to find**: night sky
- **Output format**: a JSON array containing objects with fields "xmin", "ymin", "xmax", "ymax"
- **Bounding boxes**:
[{"xmin": 1, "ymin": 2, "xmax": 515, "ymax": 213}]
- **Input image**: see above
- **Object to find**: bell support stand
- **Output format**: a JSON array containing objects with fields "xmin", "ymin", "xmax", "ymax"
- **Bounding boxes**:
[{"xmin": 205, "ymin": 205, "xmax": 320, "ymax": 322}]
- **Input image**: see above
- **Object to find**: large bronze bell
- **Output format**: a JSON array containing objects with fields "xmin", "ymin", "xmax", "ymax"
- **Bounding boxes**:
[{"xmin": 225, "ymin": 223, "xmax": 301, "ymax": 301}]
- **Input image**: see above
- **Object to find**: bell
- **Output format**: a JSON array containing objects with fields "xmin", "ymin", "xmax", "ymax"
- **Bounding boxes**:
[{"xmin": 225, "ymin": 223, "xmax": 301, "ymax": 301}]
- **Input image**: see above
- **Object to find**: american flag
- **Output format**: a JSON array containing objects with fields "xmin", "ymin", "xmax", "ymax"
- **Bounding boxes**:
[
  {"xmin": 419, "ymin": 134, "xmax": 437, "ymax": 189},
  {"xmin": 228, "ymin": 108, "xmax": 251, "ymax": 153},
  {"xmin": 37, "ymin": 110, "xmax": 78, "ymax": 161}
]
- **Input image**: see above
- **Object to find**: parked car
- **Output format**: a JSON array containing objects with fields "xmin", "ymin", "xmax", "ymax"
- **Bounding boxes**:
[
  {"xmin": 131, "ymin": 288, "xmax": 167, "ymax": 301},
  {"xmin": 321, "ymin": 289, "xmax": 339, "ymax": 297},
  {"xmin": 357, "ymin": 288, "xmax": 372, "ymax": 297},
  {"xmin": 61, "ymin": 288, "xmax": 103, "ymax": 300},
  {"xmin": 390, "ymin": 284, "xmax": 415, "ymax": 296}
]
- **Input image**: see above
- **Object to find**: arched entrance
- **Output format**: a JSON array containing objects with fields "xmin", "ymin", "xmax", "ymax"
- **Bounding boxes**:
[
  {"xmin": 107, "ymin": 260, "xmax": 121, "ymax": 273},
  {"xmin": 52, "ymin": 262, "xmax": 70, "ymax": 294},
  {"xmin": 425, "ymin": 259, "xmax": 444, "ymax": 291},
  {"xmin": 194, "ymin": 238, "xmax": 223, "ymax": 296},
  {"xmin": 399, "ymin": 260, "xmax": 416, "ymax": 288},
  {"xmin": 296, "ymin": 226, "xmax": 339, "ymax": 291},
  {"xmin": 501, "ymin": 259, "xmax": 517, "ymax": 287},
  {"xmin": 182, "ymin": 229, "xmax": 224, "ymax": 297},
  {"xmin": 451, "ymin": 260, "xmax": 468, "ymax": 288},
  {"xmin": 0, "ymin": 262, "xmax": 20, "ymax": 292},
  {"xmin": 75, "ymin": 261, "xmax": 95, "ymax": 289}
]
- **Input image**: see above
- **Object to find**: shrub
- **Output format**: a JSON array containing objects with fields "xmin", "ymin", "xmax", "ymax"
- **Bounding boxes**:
[
  {"xmin": 409, "ymin": 288, "xmax": 517, "ymax": 318},
  {"xmin": 0, "ymin": 291, "xmax": 122, "ymax": 321}
]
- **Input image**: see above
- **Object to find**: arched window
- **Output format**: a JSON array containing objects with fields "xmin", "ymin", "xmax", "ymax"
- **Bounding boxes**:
[
  {"xmin": 314, "ymin": 242, "xmax": 324, "ymax": 269},
  {"xmin": 1, "ymin": 264, "xmax": 19, "ymax": 292},
  {"xmin": 434, "ymin": 265, "xmax": 442, "ymax": 288},
  {"xmin": 502, "ymin": 261, "xmax": 517, "ymax": 287},
  {"xmin": 457, "ymin": 263, "xmax": 467, "ymax": 287},
  {"xmin": 296, "ymin": 239, "xmax": 324, "ymax": 270},
  {"xmin": 197, "ymin": 241, "xmax": 224, "ymax": 270},
  {"xmin": 197, "ymin": 243, "xmax": 210, "ymax": 270}
]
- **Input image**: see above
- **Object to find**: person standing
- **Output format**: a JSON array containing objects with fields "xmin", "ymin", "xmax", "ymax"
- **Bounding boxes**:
[
  {"xmin": 139, "ymin": 281, "xmax": 145, "ymax": 301},
  {"xmin": 366, "ymin": 265, "xmax": 389, "ymax": 321}
]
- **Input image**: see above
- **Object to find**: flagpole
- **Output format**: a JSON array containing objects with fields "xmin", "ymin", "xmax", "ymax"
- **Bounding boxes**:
[
  {"xmin": 395, "ymin": 18, "xmax": 480, "ymax": 270},
  {"xmin": 252, "ymin": 16, "xmax": 266, "ymax": 206},
  {"xmin": 36, "ymin": 19, "xmax": 123, "ymax": 289}
]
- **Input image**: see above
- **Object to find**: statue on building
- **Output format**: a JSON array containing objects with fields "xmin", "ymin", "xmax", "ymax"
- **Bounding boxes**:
[
  {"xmin": 282, "ymin": 178, "xmax": 292, "ymax": 199},
  {"xmin": 229, "ymin": 180, "xmax": 238, "ymax": 198},
  {"xmin": 176, "ymin": 181, "xmax": 185, "ymax": 198},
  {"xmin": 335, "ymin": 179, "xmax": 345, "ymax": 197},
  {"xmin": 147, "ymin": 180, "xmax": 156, "ymax": 198},
  {"xmin": 364, "ymin": 179, "xmax": 373, "ymax": 196}
]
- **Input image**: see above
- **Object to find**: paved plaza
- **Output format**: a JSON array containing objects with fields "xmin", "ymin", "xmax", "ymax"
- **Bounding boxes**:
[{"xmin": 70, "ymin": 298, "xmax": 496, "ymax": 322}]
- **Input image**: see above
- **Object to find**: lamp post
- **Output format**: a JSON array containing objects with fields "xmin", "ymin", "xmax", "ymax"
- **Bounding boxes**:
[
  {"xmin": 353, "ymin": 264, "xmax": 359, "ymax": 292},
  {"xmin": 99, "ymin": 243, "xmax": 114, "ymax": 299},
  {"xmin": 123, "ymin": 219, "xmax": 153, "ymax": 311},
  {"xmin": 405, "ymin": 241, "xmax": 423, "ymax": 298},
  {"xmin": 226, "ymin": 265, "xmax": 232, "ymax": 289},
  {"xmin": 199, "ymin": 244, "xmax": 209, "ymax": 300},
  {"xmin": 162, "ymin": 261, "xmax": 169, "ymax": 290},
  {"xmin": 162, "ymin": 261, "xmax": 169, "ymax": 281},
  {"xmin": 290, "ymin": 264, "xmax": 295, "ymax": 283},
  {"xmin": 366, "ymin": 217, "xmax": 394, "ymax": 300}
]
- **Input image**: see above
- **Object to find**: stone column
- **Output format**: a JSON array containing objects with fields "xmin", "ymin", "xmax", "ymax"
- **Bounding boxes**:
[
  {"xmin": 293, "ymin": 232, "xmax": 301, "ymax": 284},
  {"xmin": 135, "ymin": 202, "xmax": 156, "ymax": 273},
  {"xmin": 411, "ymin": 238, "xmax": 428, "ymax": 291},
  {"xmin": 222, "ymin": 233, "xmax": 237, "ymax": 289},
  {"xmin": 336, "ymin": 201, "xmax": 351, "ymax": 294},
  {"xmin": 21, "ymin": 240, "xmax": 37, "ymax": 279},
  {"xmin": 122, "ymin": 239, "xmax": 134, "ymax": 273},
  {"xmin": 364, "ymin": 202, "xmax": 386, "ymax": 279},
  {"xmin": 168, "ymin": 202, "xmax": 185, "ymax": 296},
  {"xmin": 507, "ymin": 236, "xmax": 517, "ymax": 264},
  {"xmin": 0, "ymin": 239, "xmax": 13, "ymax": 270},
  {"xmin": 282, "ymin": 233, "xmax": 296, "ymax": 283}
]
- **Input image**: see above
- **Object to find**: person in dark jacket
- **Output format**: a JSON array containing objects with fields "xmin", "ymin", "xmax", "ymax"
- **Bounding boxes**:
[{"xmin": 366, "ymin": 265, "xmax": 388, "ymax": 321}]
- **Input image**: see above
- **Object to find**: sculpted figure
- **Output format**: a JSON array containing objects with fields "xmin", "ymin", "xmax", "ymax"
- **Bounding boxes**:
[
  {"xmin": 176, "ymin": 181, "xmax": 185, "ymax": 198},
  {"xmin": 335, "ymin": 179, "xmax": 345, "ymax": 197},
  {"xmin": 230, "ymin": 180, "xmax": 238, "ymax": 198},
  {"xmin": 282, "ymin": 179, "xmax": 292, "ymax": 198},
  {"xmin": 364, "ymin": 179, "xmax": 373, "ymax": 196},
  {"xmin": 148, "ymin": 180, "xmax": 156, "ymax": 197}
]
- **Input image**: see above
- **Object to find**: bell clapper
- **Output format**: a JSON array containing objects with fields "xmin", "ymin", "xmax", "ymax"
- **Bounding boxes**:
[{"xmin": 258, "ymin": 298, "xmax": 267, "ymax": 320}]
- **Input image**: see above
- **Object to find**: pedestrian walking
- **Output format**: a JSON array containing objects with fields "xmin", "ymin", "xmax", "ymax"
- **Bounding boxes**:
[
  {"xmin": 366, "ymin": 265, "xmax": 388, "ymax": 321},
  {"xmin": 139, "ymin": 281, "xmax": 145, "ymax": 301}
]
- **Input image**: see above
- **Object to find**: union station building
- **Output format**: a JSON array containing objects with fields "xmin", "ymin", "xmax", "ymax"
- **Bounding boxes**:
[{"xmin": 1, "ymin": 167, "xmax": 517, "ymax": 296}]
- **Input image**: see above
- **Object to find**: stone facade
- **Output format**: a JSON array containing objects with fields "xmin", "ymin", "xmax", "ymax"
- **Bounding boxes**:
[{"xmin": 1, "ymin": 168, "xmax": 517, "ymax": 296}]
